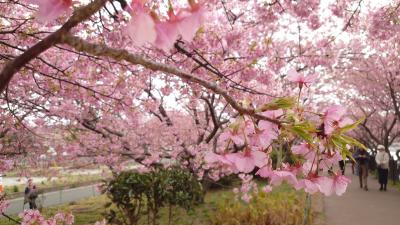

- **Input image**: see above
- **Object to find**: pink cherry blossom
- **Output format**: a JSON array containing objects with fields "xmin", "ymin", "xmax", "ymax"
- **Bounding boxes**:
[
  {"xmin": 287, "ymin": 68, "xmax": 317, "ymax": 88},
  {"xmin": 204, "ymin": 151, "xmax": 221, "ymax": 164},
  {"xmin": 241, "ymin": 193, "xmax": 252, "ymax": 202},
  {"xmin": 251, "ymin": 109, "xmax": 282, "ymax": 148},
  {"xmin": 156, "ymin": 3, "xmax": 205, "ymax": 51},
  {"xmin": 227, "ymin": 149, "xmax": 267, "ymax": 173},
  {"xmin": 94, "ymin": 219, "xmax": 107, "ymax": 225},
  {"xmin": 204, "ymin": 151, "xmax": 234, "ymax": 165},
  {"xmin": 0, "ymin": 159, "xmax": 14, "ymax": 172},
  {"xmin": 154, "ymin": 21, "xmax": 180, "ymax": 52},
  {"xmin": 29, "ymin": 0, "xmax": 72, "ymax": 22},
  {"xmin": 251, "ymin": 122, "xmax": 278, "ymax": 149},
  {"xmin": 18, "ymin": 210, "xmax": 75, "ymax": 225},
  {"xmin": 257, "ymin": 166, "xmax": 298, "ymax": 186},
  {"xmin": 291, "ymin": 143, "xmax": 316, "ymax": 160},
  {"xmin": 262, "ymin": 109, "xmax": 284, "ymax": 119},
  {"xmin": 54, "ymin": 212, "xmax": 74, "ymax": 225},
  {"xmin": 301, "ymin": 160, "xmax": 321, "ymax": 176},
  {"xmin": 126, "ymin": 0, "xmax": 157, "ymax": 46},
  {"xmin": 295, "ymin": 178, "xmax": 321, "ymax": 194},
  {"xmin": 317, "ymin": 174, "xmax": 351, "ymax": 196},
  {"xmin": 175, "ymin": 4, "xmax": 205, "ymax": 42},
  {"xmin": 323, "ymin": 105, "xmax": 353, "ymax": 135},
  {"xmin": 0, "ymin": 199, "xmax": 9, "ymax": 214},
  {"xmin": 19, "ymin": 210, "xmax": 43, "ymax": 225},
  {"xmin": 220, "ymin": 127, "xmax": 245, "ymax": 145},
  {"xmin": 307, "ymin": 14, "xmax": 321, "ymax": 30},
  {"xmin": 320, "ymin": 151, "xmax": 343, "ymax": 170},
  {"xmin": 262, "ymin": 185, "xmax": 273, "ymax": 193}
]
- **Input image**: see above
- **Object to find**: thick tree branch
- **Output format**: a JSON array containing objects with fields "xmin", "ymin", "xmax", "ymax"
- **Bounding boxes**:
[
  {"xmin": 388, "ymin": 78, "xmax": 400, "ymax": 120},
  {"xmin": 0, "ymin": 0, "xmax": 108, "ymax": 93},
  {"xmin": 61, "ymin": 34, "xmax": 280, "ymax": 125}
]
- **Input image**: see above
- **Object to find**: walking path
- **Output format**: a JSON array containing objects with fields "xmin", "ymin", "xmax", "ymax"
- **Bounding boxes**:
[
  {"xmin": 4, "ymin": 184, "xmax": 100, "ymax": 215},
  {"xmin": 324, "ymin": 172, "xmax": 400, "ymax": 225}
]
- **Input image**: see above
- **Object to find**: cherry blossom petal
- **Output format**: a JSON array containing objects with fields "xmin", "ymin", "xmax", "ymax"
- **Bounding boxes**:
[
  {"xmin": 339, "ymin": 117, "xmax": 354, "ymax": 127},
  {"xmin": 30, "ymin": 0, "xmax": 72, "ymax": 22},
  {"xmin": 126, "ymin": 12, "xmax": 157, "ymax": 46},
  {"xmin": 154, "ymin": 21, "xmax": 180, "ymax": 52},
  {"xmin": 251, "ymin": 150, "xmax": 267, "ymax": 167},
  {"xmin": 256, "ymin": 166, "xmax": 272, "ymax": 178},
  {"xmin": 287, "ymin": 68, "xmax": 303, "ymax": 82},
  {"xmin": 295, "ymin": 179, "xmax": 320, "ymax": 194},
  {"xmin": 303, "ymin": 73, "xmax": 317, "ymax": 83},
  {"xmin": 176, "ymin": 6, "xmax": 205, "ymax": 41},
  {"xmin": 233, "ymin": 154, "xmax": 255, "ymax": 173},
  {"xmin": 262, "ymin": 185, "xmax": 273, "ymax": 193},
  {"xmin": 204, "ymin": 151, "xmax": 220, "ymax": 164}
]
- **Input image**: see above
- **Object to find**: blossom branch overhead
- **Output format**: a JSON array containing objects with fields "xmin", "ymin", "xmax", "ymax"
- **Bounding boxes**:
[{"xmin": 59, "ymin": 34, "xmax": 281, "ymax": 124}]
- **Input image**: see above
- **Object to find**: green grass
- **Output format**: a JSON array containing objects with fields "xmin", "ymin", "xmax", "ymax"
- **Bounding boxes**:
[{"xmin": 0, "ymin": 183, "xmax": 310, "ymax": 225}]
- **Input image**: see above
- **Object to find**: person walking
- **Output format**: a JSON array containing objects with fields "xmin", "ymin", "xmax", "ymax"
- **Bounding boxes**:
[
  {"xmin": 354, "ymin": 148, "xmax": 369, "ymax": 191},
  {"xmin": 375, "ymin": 145, "xmax": 389, "ymax": 191},
  {"xmin": 24, "ymin": 179, "xmax": 38, "ymax": 209},
  {"xmin": 24, "ymin": 178, "xmax": 32, "ymax": 208},
  {"xmin": 350, "ymin": 148, "xmax": 356, "ymax": 175},
  {"xmin": 338, "ymin": 160, "xmax": 345, "ymax": 175},
  {"xmin": 29, "ymin": 185, "xmax": 38, "ymax": 209}
]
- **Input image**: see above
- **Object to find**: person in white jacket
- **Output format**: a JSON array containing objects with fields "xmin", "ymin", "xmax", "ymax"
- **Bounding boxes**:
[{"xmin": 375, "ymin": 145, "xmax": 390, "ymax": 191}]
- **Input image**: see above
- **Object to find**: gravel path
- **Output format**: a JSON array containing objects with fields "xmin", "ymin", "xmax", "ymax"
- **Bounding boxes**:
[{"xmin": 324, "ymin": 172, "xmax": 399, "ymax": 225}]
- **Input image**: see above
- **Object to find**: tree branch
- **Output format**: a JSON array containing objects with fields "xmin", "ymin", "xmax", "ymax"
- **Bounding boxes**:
[
  {"xmin": 60, "ymin": 34, "xmax": 281, "ymax": 125},
  {"xmin": 0, "ymin": 0, "xmax": 108, "ymax": 93}
]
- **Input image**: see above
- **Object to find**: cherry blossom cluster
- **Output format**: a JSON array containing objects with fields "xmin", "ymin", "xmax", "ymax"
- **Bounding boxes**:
[
  {"xmin": 232, "ymin": 174, "xmax": 261, "ymax": 203},
  {"xmin": 204, "ymin": 71, "xmax": 358, "ymax": 197},
  {"xmin": 0, "ymin": 196, "xmax": 9, "ymax": 215},
  {"xmin": 126, "ymin": 0, "xmax": 205, "ymax": 51},
  {"xmin": 26, "ymin": 0, "xmax": 204, "ymax": 52},
  {"xmin": 0, "ymin": 159, "xmax": 14, "ymax": 172},
  {"xmin": 94, "ymin": 219, "xmax": 107, "ymax": 225},
  {"xmin": 19, "ymin": 210, "xmax": 74, "ymax": 225}
]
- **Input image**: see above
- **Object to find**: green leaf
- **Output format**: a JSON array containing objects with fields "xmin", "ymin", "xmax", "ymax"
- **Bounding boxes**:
[
  {"xmin": 331, "ymin": 135, "xmax": 347, "ymax": 151},
  {"xmin": 331, "ymin": 134, "xmax": 367, "ymax": 161},
  {"xmin": 331, "ymin": 135, "xmax": 350, "ymax": 160},
  {"xmin": 256, "ymin": 97, "xmax": 296, "ymax": 112},
  {"xmin": 340, "ymin": 135, "xmax": 367, "ymax": 150},
  {"xmin": 290, "ymin": 123, "xmax": 314, "ymax": 143},
  {"xmin": 339, "ymin": 116, "xmax": 365, "ymax": 133}
]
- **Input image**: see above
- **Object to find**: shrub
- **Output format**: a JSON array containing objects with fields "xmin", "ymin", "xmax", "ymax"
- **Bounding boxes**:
[
  {"xmin": 105, "ymin": 167, "xmax": 204, "ymax": 225},
  {"xmin": 211, "ymin": 187, "xmax": 307, "ymax": 225},
  {"xmin": 12, "ymin": 185, "xmax": 19, "ymax": 193}
]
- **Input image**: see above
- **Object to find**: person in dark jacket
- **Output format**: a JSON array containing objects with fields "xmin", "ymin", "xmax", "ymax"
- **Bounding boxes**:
[
  {"xmin": 354, "ymin": 148, "xmax": 369, "ymax": 191},
  {"xmin": 24, "ymin": 179, "xmax": 38, "ymax": 209},
  {"xmin": 338, "ymin": 160, "xmax": 345, "ymax": 175}
]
